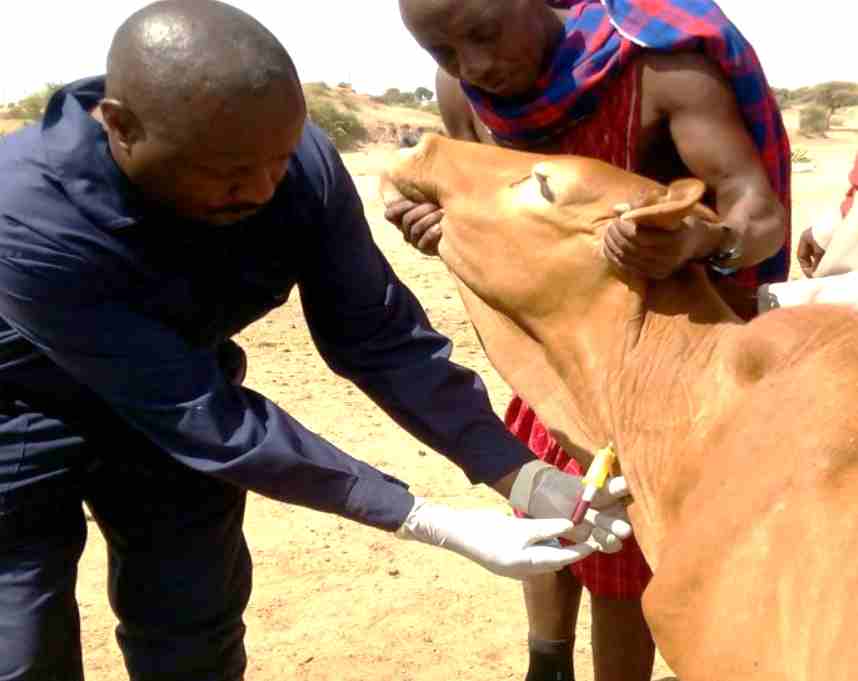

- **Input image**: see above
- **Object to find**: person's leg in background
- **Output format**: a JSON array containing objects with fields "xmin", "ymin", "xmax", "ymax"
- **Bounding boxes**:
[
  {"xmin": 523, "ymin": 569, "xmax": 583, "ymax": 681},
  {"xmin": 579, "ymin": 536, "xmax": 655, "ymax": 681},
  {"xmin": 590, "ymin": 595, "xmax": 655, "ymax": 681}
]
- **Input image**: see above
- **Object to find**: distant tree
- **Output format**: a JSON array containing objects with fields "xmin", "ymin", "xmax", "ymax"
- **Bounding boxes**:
[
  {"xmin": 383, "ymin": 87, "xmax": 402, "ymax": 102},
  {"xmin": 415, "ymin": 86, "xmax": 434, "ymax": 102},
  {"xmin": 790, "ymin": 86, "xmax": 814, "ymax": 105},
  {"xmin": 379, "ymin": 88, "xmax": 418, "ymax": 107},
  {"xmin": 813, "ymin": 81, "xmax": 858, "ymax": 130},
  {"xmin": 15, "ymin": 82, "xmax": 64, "ymax": 120}
]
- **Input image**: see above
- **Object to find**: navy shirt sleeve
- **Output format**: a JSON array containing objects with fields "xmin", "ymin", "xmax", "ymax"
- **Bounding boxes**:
[
  {"xmin": 0, "ymin": 245, "xmax": 419, "ymax": 528},
  {"xmin": 295, "ymin": 127, "xmax": 534, "ymax": 484}
]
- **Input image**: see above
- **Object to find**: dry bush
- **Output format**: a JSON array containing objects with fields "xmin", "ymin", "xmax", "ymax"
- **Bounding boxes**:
[
  {"xmin": 307, "ymin": 98, "xmax": 369, "ymax": 151},
  {"xmin": 799, "ymin": 105, "xmax": 829, "ymax": 137}
]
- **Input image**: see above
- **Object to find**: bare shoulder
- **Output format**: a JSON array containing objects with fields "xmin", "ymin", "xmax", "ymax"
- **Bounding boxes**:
[
  {"xmin": 640, "ymin": 51, "xmax": 735, "ymax": 114},
  {"xmin": 435, "ymin": 67, "xmax": 495, "ymax": 143}
]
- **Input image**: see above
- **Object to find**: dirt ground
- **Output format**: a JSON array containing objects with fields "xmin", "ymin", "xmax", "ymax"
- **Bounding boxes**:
[{"xmin": 74, "ymin": 128, "xmax": 858, "ymax": 680}]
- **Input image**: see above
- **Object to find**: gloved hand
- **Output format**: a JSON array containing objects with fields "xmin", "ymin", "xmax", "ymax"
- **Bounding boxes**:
[
  {"xmin": 396, "ymin": 498, "xmax": 612, "ymax": 579},
  {"xmin": 509, "ymin": 460, "xmax": 632, "ymax": 545}
]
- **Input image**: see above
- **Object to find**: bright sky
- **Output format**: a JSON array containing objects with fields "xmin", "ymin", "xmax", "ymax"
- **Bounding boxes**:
[{"xmin": 0, "ymin": 1, "xmax": 854, "ymax": 104}]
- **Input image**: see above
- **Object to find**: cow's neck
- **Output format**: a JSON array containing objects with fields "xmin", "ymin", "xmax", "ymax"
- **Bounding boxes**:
[{"xmin": 535, "ymin": 263, "xmax": 742, "ymax": 566}]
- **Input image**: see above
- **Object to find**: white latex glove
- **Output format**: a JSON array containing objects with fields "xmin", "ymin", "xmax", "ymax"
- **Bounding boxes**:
[
  {"xmin": 810, "ymin": 207, "xmax": 842, "ymax": 251},
  {"xmin": 510, "ymin": 460, "xmax": 633, "ymax": 549},
  {"xmin": 396, "ymin": 498, "xmax": 606, "ymax": 579},
  {"xmin": 758, "ymin": 271, "xmax": 858, "ymax": 312}
]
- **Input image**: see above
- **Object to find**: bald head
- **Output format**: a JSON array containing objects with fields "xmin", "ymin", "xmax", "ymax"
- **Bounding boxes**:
[
  {"xmin": 98, "ymin": 0, "xmax": 307, "ymax": 226},
  {"xmin": 106, "ymin": 0, "xmax": 301, "ymax": 140}
]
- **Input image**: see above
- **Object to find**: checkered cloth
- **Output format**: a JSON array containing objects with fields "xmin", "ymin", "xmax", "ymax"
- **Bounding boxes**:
[{"xmin": 463, "ymin": 0, "xmax": 791, "ymax": 287}]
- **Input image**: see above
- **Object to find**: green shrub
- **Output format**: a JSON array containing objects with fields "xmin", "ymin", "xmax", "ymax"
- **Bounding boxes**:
[
  {"xmin": 799, "ymin": 105, "xmax": 829, "ymax": 137},
  {"xmin": 306, "ymin": 98, "xmax": 368, "ymax": 151}
]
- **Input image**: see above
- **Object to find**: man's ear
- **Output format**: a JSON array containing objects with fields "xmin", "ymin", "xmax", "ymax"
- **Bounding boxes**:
[
  {"xmin": 98, "ymin": 99, "xmax": 145, "ymax": 155},
  {"xmin": 619, "ymin": 178, "xmax": 715, "ymax": 230}
]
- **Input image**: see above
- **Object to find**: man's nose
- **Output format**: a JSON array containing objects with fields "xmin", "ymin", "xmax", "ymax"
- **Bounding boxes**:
[
  {"xmin": 458, "ymin": 46, "xmax": 495, "ymax": 85},
  {"xmin": 233, "ymin": 161, "xmax": 287, "ymax": 205}
]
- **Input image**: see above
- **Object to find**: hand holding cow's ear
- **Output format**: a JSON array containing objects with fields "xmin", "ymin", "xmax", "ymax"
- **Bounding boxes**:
[
  {"xmin": 602, "ymin": 207, "xmax": 725, "ymax": 280},
  {"xmin": 384, "ymin": 199, "xmax": 444, "ymax": 256},
  {"xmin": 379, "ymin": 169, "xmax": 444, "ymax": 256}
]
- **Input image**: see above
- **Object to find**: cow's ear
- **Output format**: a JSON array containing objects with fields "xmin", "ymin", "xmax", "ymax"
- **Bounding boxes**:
[{"xmin": 619, "ymin": 178, "xmax": 708, "ymax": 231}]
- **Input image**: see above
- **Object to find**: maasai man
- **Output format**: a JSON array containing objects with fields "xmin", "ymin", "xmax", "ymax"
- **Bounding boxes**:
[{"xmin": 389, "ymin": 1, "xmax": 791, "ymax": 680}]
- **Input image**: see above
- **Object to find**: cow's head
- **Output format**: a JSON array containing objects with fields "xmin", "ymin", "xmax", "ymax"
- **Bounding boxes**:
[{"xmin": 381, "ymin": 134, "xmax": 716, "ymax": 322}]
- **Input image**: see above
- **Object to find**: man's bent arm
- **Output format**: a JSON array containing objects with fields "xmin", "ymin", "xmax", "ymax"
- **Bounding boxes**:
[
  {"xmin": 298, "ymin": 127, "xmax": 534, "ymax": 488},
  {"xmin": 436, "ymin": 67, "xmax": 482, "ymax": 142},
  {"xmin": 647, "ymin": 52, "xmax": 787, "ymax": 267}
]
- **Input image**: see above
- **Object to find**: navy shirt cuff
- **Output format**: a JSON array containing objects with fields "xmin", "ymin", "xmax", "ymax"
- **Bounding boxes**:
[
  {"xmin": 455, "ymin": 421, "xmax": 536, "ymax": 485},
  {"xmin": 345, "ymin": 476, "xmax": 416, "ymax": 531}
]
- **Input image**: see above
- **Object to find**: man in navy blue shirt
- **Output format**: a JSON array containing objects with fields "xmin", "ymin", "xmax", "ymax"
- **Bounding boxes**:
[{"xmin": 0, "ymin": 2, "xmax": 631, "ymax": 679}]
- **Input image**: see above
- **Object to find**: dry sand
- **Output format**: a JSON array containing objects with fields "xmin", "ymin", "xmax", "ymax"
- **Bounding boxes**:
[{"xmin": 66, "ymin": 126, "xmax": 858, "ymax": 680}]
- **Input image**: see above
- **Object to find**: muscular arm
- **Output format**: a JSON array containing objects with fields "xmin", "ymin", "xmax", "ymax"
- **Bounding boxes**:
[{"xmin": 644, "ymin": 52, "xmax": 786, "ymax": 267}]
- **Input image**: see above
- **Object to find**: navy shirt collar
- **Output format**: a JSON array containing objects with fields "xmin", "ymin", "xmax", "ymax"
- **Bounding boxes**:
[{"xmin": 41, "ymin": 76, "xmax": 143, "ymax": 230}]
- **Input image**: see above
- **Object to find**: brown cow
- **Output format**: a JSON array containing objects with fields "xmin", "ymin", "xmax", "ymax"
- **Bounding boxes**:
[{"xmin": 381, "ymin": 133, "xmax": 858, "ymax": 681}]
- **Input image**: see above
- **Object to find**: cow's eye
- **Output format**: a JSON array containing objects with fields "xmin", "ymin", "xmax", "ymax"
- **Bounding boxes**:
[{"xmin": 534, "ymin": 172, "xmax": 555, "ymax": 203}]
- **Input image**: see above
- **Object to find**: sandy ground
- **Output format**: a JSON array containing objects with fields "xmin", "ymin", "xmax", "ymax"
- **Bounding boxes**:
[{"xmin": 70, "ymin": 129, "xmax": 858, "ymax": 680}]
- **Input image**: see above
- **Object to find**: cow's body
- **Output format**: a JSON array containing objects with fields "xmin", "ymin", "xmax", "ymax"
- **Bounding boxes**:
[{"xmin": 382, "ymin": 134, "xmax": 858, "ymax": 681}]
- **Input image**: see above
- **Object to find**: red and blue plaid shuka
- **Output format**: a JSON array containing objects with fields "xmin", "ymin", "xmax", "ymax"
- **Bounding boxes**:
[{"xmin": 463, "ymin": 0, "xmax": 792, "ymax": 287}]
